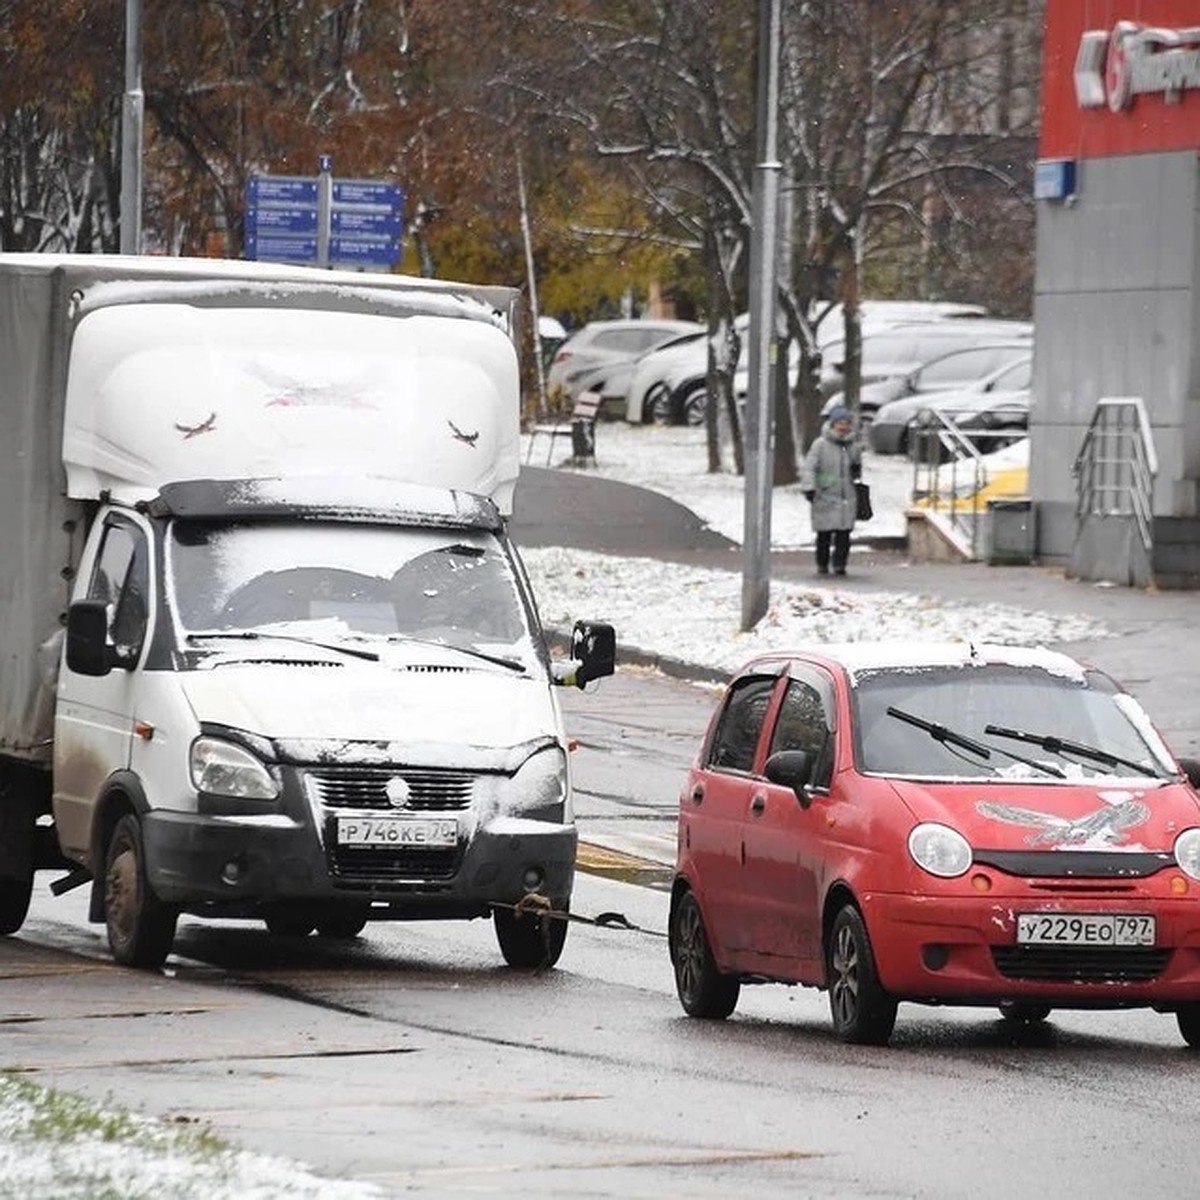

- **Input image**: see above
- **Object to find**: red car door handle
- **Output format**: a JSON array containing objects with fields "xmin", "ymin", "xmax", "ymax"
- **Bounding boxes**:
[{"xmin": 750, "ymin": 793, "xmax": 766, "ymax": 815}]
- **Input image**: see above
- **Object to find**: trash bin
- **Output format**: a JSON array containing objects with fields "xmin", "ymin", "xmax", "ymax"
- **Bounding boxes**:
[{"xmin": 988, "ymin": 497, "xmax": 1035, "ymax": 566}]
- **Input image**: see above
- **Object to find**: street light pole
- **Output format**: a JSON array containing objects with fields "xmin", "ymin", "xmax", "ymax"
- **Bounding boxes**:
[
  {"xmin": 120, "ymin": 0, "xmax": 144, "ymax": 255},
  {"xmin": 741, "ymin": 0, "xmax": 783, "ymax": 631}
]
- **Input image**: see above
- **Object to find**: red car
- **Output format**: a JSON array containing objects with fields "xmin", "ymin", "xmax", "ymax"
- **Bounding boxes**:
[{"xmin": 669, "ymin": 642, "xmax": 1200, "ymax": 1046}]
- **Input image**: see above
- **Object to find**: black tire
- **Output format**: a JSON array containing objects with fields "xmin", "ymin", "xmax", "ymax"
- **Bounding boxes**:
[
  {"xmin": 1177, "ymin": 1005, "xmax": 1200, "ymax": 1048},
  {"xmin": 315, "ymin": 906, "xmax": 370, "ymax": 939},
  {"xmin": 681, "ymin": 384, "xmax": 708, "ymax": 427},
  {"xmin": 104, "ymin": 813, "xmax": 178, "ymax": 968},
  {"xmin": 670, "ymin": 890, "xmax": 739, "ymax": 1019},
  {"xmin": 494, "ymin": 899, "xmax": 568, "ymax": 969},
  {"xmin": 263, "ymin": 904, "xmax": 316, "ymax": 938},
  {"xmin": 0, "ymin": 875, "xmax": 33, "ymax": 937},
  {"xmin": 646, "ymin": 384, "xmax": 672, "ymax": 425},
  {"xmin": 826, "ymin": 904, "xmax": 897, "ymax": 1045},
  {"xmin": 998, "ymin": 1000, "xmax": 1051, "ymax": 1025}
]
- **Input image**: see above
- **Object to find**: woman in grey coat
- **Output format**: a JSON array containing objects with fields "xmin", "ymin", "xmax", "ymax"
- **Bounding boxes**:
[{"xmin": 800, "ymin": 405, "xmax": 862, "ymax": 575}]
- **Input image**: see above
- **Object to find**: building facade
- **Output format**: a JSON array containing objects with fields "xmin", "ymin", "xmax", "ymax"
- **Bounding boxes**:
[{"xmin": 1033, "ymin": 0, "xmax": 1200, "ymax": 585}]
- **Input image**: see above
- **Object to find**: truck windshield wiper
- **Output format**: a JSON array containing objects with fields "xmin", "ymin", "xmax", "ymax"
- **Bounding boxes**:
[
  {"xmin": 983, "ymin": 724, "xmax": 1162, "ymax": 778},
  {"xmin": 386, "ymin": 635, "xmax": 526, "ymax": 674},
  {"xmin": 887, "ymin": 706, "xmax": 1065, "ymax": 778},
  {"xmin": 186, "ymin": 630, "xmax": 380, "ymax": 662}
]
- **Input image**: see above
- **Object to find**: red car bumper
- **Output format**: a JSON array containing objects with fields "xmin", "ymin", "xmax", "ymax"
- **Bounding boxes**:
[{"xmin": 862, "ymin": 891, "xmax": 1200, "ymax": 1006}]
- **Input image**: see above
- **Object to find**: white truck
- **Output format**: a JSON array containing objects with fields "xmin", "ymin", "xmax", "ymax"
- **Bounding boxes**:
[{"xmin": 0, "ymin": 254, "xmax": 614, "ymax": 969}]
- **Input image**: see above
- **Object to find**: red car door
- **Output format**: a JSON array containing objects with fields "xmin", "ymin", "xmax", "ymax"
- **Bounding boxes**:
[
  {"xmin": 740, "ymin": 667, "xmax": 837, "ymax": 977},
  {"xmin": 681, "ymin": 673, "xmax": 778, "ymax": 957}
]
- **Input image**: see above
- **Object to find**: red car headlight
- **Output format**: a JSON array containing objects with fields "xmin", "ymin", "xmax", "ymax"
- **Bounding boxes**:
[{"xmin": 908, "ymin": 823, "xmax": 971, "ymax": 878}]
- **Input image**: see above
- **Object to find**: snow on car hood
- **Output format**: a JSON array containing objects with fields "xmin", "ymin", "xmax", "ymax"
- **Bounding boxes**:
[
  {"xmin": 180, "ymin": 657, "xmax": 559, "ymax": 756},
  {"xmin": 887, "ymin": 777, "xmax": 1200, "ymax": 853}
]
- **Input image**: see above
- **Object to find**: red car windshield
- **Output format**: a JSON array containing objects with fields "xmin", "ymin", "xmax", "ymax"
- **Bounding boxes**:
[{"xmin": 852, "ymin": 663, "xmax": 1173, "ymax": 781}]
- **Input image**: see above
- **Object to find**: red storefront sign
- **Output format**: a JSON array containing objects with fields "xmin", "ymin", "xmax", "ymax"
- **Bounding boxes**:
[{"xmin": 1041, "ymin": 0, "xmax": 1200, "ymax": 159}]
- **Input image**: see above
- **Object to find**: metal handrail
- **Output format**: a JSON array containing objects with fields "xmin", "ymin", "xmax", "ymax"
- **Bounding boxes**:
[
  {"xmin": 908, "ymin": 407, "xmax": 993, "ymax": 557},
  {"xmin": 1072, "ymin": 397, "xmax": 1157, "ymax": 552}
]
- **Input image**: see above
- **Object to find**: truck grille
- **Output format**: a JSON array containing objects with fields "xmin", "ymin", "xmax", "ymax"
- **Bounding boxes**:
[
  {"xmin": 991, "ymin": 946, "xmax": 1170, "ymax": 983},
  {"xmin": 326, "ymin": 842, "xmax": 462, "ymax": 883},
  {"xmin": 307, "ymin": 767, "xmax": 475, "ymax": 812}
]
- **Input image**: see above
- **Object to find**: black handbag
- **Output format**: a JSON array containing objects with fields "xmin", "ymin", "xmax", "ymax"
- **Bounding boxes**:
[{"xmin": 855, "ymin": 481, "xmax": 873, "ymax": 522}]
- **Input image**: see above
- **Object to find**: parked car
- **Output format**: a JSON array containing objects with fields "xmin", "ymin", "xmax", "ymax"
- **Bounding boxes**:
[
  {"xmin": 867, "ymin": 351, "xmax": 1032, "ymax": 455},
  {"xmin": 546, "ymin": 319, "xmax": 703, "ymax": 407},
  {"xmin": 669, "ymin": 641, "xmax": 1200, "ymax": 1047},
  {"xmin": 819, "ymin": 319, "xmax": 1033, "ymax": 405},
  {"xmin": 621, "ymin": 330, "xmax": 709, "ymax": 423},
  {"xmin": 908, "ymin": 393, "xmax": 1032, "ymax": 465}
]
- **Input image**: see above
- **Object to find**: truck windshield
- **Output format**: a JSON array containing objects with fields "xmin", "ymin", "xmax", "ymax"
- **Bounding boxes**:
[{"xmin": 166, "ymin": 520, "xmax": 538, "ymax": 662}]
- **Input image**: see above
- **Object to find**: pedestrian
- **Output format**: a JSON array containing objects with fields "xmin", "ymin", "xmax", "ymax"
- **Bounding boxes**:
[{"xmin": 800, "ymin": 404, "xmax": 862, "ymax": 576}]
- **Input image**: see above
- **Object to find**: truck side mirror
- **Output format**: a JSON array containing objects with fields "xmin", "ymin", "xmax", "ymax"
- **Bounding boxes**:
[
  {"xmin": 570, "ymin": 620, "xmax": 615, "ymax": 688},
  {"xmin": 66, "ymin": 600, "xmax": 115, "ymax": 677},
  {"xmin": 1179, "ymin": 757, "xmax": 1200, "ymax": 791}
]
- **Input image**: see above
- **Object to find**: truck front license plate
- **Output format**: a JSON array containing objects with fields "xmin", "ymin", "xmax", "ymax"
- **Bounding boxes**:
[
  {"xmin": 336, "ymin": 816, "xmax": 458, "ymax": 849},
  {"xmin": 1016, "ymin": 913, "xmax": 1155, "ymax": 946}
]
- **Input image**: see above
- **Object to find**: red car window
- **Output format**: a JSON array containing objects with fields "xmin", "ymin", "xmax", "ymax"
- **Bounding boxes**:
[{"xmin": 705, "ymin": 675, "xmax": 777, "ymax": 774}]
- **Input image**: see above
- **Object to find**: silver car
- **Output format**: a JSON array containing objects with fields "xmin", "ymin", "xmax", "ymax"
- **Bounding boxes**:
[
  {"xmin": 867, "ymin": 350, "xmax": 1033, "ymax": 454},
  {"xmin": 546, "ymin": 319, "xmax": 703, "ymax": 407}
]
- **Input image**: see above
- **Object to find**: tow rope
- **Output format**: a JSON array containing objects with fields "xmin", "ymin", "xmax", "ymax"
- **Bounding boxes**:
[{"xmin": 491, "ymin": 891, "xmax": 668, "ymax": 940}]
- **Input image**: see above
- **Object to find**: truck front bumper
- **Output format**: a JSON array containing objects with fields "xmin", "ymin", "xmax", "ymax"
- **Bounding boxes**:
[{"xmin": 142, "ymin": 809, "xmax": 577, "ymax": 919}]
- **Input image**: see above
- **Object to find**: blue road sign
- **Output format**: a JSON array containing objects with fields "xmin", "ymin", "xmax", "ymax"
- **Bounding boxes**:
[
  {"xmin": 245, "ymin": 206, "xmax": 319, "ymax": 235},
  {"xmin": 245, "ymin": 234, "xmax": 320, "ymax": 263},
  {"xmin": 246, "ymin": 176, "xmax": 319, "ymax": 206},
  {"xmin": 245, "ymin": 173, "xmax": 405, "ymax": 268},
  {"xmin": 332, "ymin": 180, "xmax": 404, "ymax": 211},
  {"xmin": 329, "ymin": 237, "xmax": 402, "ymax": 267},
  {"xmin": 331, "ymin": 208, "xmax": 403, "ymax": 237}
]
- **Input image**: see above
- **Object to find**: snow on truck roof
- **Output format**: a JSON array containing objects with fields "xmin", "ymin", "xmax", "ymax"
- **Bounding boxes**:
[{"xmin": 61, "ymin": 291, "xmax": 522, "ymax": 514}]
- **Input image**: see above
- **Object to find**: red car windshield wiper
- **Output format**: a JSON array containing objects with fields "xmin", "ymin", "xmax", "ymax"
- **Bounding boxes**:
[
  {"xmin": 887, "ymin": 706, "xmax": 1065, "ymax": 778},
  {"xmin": 984, "ymin": 724, "xmax": 1161, "ymax": 779}
]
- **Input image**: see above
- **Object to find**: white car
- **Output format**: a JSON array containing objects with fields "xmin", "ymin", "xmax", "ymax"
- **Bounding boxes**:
[
  {"xmin": 546, "ymin": 319, "xmax": 702, "ymax": 406},
  {"xmin": 614, "ymin": 330, "xmax": 707, "ymax": 423}
]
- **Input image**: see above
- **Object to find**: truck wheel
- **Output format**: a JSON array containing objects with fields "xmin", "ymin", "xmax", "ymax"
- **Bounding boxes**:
[
  {"xmin": 0, "ymin": 875, "xmax": 33, "ymax": 936},
  {"xmin": 315, "ymin": 906, "xmax": 370, "ymax": 939},
  {"xmin": 494, "ymin": 899, "xmax": 568, "ymax": 969},
  {"xmin": 263, "ymin": 904, "xmax": 316, "ymax": 938},
  {"xmin": 104, "ymin": 813, "xmax": 178, "ymax": 968}
]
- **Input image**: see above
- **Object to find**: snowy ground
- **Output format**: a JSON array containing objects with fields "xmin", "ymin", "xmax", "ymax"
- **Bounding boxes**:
[{"xmin": 519, "ymin": 422, "xmax": 1105, "ymax": 674}]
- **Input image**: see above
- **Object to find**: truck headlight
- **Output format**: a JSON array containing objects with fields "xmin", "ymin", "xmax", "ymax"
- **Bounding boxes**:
[
  {"xmin": 508, "ymin": 746, "xmax": 567, "ymax": 819},
  {"xmin": 190, "ymin": 737, "xmax": 279, "ymax": 800},
  {"xmin": 908, "ymin": 822, "xmax": 971, "ymax": 878}
]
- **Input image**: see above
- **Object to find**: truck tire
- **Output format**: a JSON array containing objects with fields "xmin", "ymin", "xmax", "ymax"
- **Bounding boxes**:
[
  {"xmin": 104, "ymin": 814, "xmax": 178, "ymax": 968},
  {"xmin": 315, "ymin": 905, "xmax": 370, "ymax": 939},
  {"xmin": 0, "ymin": 771, "xmax": 35, "ymax": 935},
  {"xmin": 494, "ymin": 899, "xmax": 568, "ymax": 969},
  {"xmin": 0, "ymin": 875, "xmax": 33, "ymax": 936}
]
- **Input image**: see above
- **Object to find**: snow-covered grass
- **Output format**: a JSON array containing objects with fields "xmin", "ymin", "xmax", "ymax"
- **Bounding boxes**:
[
  {"xmin": 520, "ymin": 422, "xmax": 1104, "ymax": 671},
  {"xmin": 0, "ymin": 1070, "xmax": 381, "ymax": 1200},
  {"xmin": 0, "ymin": 1072, "xmax": 383, "ymax": 1200}
]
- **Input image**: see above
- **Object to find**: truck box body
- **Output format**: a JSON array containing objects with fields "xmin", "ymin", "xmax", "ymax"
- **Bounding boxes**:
[{"xmin": 0, "ymin": 255, "xmax": 613, "ymax": 967}]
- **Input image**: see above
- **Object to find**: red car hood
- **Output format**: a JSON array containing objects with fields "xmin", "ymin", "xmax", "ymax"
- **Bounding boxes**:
[{"xmin": 887, "ymin": 777, "xmax": 1200, "ymax": 853}]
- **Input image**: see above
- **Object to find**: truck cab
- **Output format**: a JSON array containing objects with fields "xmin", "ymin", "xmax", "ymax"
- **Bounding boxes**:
[{"xmin": 0, "ymin": 257, "xmax": 614, "ymax": 970}]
